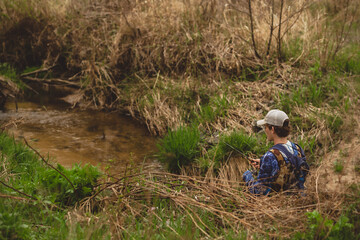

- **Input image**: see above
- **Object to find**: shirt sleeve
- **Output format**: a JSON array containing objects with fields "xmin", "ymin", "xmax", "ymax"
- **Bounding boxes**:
[{"xmin": 244, "ymin": 151, "xmax": 280, "ymax": 195}]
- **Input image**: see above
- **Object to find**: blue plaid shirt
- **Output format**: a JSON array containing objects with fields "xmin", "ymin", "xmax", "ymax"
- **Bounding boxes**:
[{"xmin": 243, "ymin": 141, "xmax": 301, "ymax": 195}]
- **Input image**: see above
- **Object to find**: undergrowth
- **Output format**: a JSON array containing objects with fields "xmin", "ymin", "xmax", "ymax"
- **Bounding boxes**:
[
  {"xmin": 0, "ymin": 132, "xmax": 107, "ymax": 239},
  {"xmin": 295, "ymin": 210, "xmax": 357, "ymax": 240},
  {"xmin": 1, "ymin": 0, "xmax": 360, "ymax": 238}
]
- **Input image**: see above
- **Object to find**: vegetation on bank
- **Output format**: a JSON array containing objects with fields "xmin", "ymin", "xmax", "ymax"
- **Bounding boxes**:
[
  {"xmin": 0, "ymin": 131, "xmax": 359, "ymax": 239},
  {"xmin": 1, "ymin": 0, "xmax": 360, "ymax": 238},
  {"xmin": 0, "ymin": 132, "xmax": 106, "ymax": 239}
]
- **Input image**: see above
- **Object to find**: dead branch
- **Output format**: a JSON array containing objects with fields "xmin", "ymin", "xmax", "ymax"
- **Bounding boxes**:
[
  {"xmin": 21, "ymin": 76, "xmax": 80, "ymax": 88},
  {"xmin": 20, "ymin": 65, "xmax": 57, "ymax": 77}
]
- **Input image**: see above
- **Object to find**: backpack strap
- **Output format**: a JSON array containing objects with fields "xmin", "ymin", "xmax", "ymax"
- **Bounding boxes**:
[
  {"xmin": 270, "ymin": 142, "xmax": 307, "ymax": 191},
  {"xmin": 269, "ymin": 148, "xmax": 292, "ymax": 191},
  {"xmin": 271, "ymin": 143, "xmax": 301, "ymax": 169}
]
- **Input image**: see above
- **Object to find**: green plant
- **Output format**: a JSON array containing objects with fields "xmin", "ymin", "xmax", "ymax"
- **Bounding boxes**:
[
  {"xmin": 205, "ymin": 131, "xmax": 264, "ymax": 170},
  {"xmin": 310, "ymin": 62, "xmax": 323, "ymax": 80},
  {"xmin": 278, "ymin": 73, "xmax": 351, "ymax": 114},
  {"xmin": 295, "ymin": 210, "xmax": 355, "ymax": 240},
  {"xmin": 196, "ymin": 94, "xmax": 232, "ymax": 124},
  {"xmin": 297, "ymin": 136, "xmax": 317, "ymax": 164},
  {"xmin": 40, "ymin": 164, "xmax": 101, "ymax": 206},
  {"xmin": 157, "ymin": 125, "xmax": 201, "ymax": 173},
  {"xmin": 0, "ymin": 63, "xmax": 17, "ymax": 80},
  {"xmin": 283, "ymin": 37, "xmax": 304, "ymax": 62},
  {"xmin": 0, "ymin": 63, "xmax": 25, "ymax": 89},
  {"xmin": 0, "ymin": 132, "xmax": 108, "ymax": 239},
  {"xmin": 330, "ymin": 44, "xmax": 360, "ymax": 75},
  {"xmin": 0, "ymin": 211, "xmax": 31, "ymax": 239},
  {"xmin": 326, "ymin": 114, "xmax": 344, "ymax": 134},
  {"xmin": 334, "ymin": 160, "xmax": 344, "ymax": 173},
  {"xmin": 355, "ymin": 158, "xmax": 360, "ymax": 174}
]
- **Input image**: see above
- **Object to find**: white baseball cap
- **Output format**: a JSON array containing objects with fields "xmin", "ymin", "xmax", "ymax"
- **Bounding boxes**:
[{"xmin": 256, "ymin": 109, "xmax": 289, "ymax": 127}]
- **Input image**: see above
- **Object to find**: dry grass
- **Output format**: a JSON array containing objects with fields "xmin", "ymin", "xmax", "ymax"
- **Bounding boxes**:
[
  {"xmin": 1, "ymin": 1, "xmax": 359, "ymax": 238},
  {"xmin": 3, "ymin": 0, "xmax": 357, "ymax": 104},
  {"xmin": 1, "ymin": 0, "xmax": 358, "ymax": 137},
  {"xmin": 73, "ymin": 163, "xmax": 351, "ymax": 238}
]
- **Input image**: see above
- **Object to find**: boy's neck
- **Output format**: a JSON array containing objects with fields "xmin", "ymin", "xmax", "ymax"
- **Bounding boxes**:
[{"xmin": 273, "ymin": 137, "xmax": 288, "ymax": 145}]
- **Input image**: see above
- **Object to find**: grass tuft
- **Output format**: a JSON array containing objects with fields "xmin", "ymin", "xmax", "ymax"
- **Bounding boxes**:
[{"xmin": 157, "ymin": 125, "xmax": 201, "ymax": 173}]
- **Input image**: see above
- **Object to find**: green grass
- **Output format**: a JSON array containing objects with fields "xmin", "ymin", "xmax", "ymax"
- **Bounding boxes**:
[
  {"xmin": 0, "ymin": 132, "xmax": 108, "ymax": 239},
  {"xmin": 0, "ymin": 63, "xmax": 17, "ymax": 80},
  {"xmin": 278, "ymin": 73, "xmax": 350, "ymax": 114},
  {"xmin": 326, "ymin": 114, "xmax": 344, "ymax": 135},
  {"xmin": 297, "ymin": 136, "xmax": 317, "ymax": 164},
  {"xmin": 333, "ymin": 160, "xmax": 344, "ymax": 173},
  {"xmin": 157, "ymin": 127, "xmax": 270, "ymax": 174},
  {"xmin": 0, "ymin": 63, "xmax": 25, "ymax": 89},
  {"xmin": 205, "ymin": 130, "xmax": 269, "ymax": 170},
  {"xmin": 157, "ymin": 125, "xmax": 201, "ymax": 173},
  {"xmin": 282, "ymin": 37, "xmax": 304, "ymax": 62},
  {"xmin": 330, "ymin": 44, "xmax": 360, "ymax": 75},
  {"xmin": 39, "ymin": 163, "xmax": 101, "ymax": 206},
  {"xmin": 195, "ymin": 94, "xmax": 232, "ymax": 124}
]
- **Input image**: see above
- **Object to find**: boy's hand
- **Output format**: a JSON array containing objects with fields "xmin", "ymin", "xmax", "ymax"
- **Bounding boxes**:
[{"xmin": 250, "ymin": 158, "xmax": 260, "ymax": 169}]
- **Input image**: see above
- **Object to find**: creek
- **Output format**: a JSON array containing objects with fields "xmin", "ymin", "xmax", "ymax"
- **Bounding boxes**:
[{"xmin": 0, "ymin": 94, "xmax": 161, "ymax": 174}]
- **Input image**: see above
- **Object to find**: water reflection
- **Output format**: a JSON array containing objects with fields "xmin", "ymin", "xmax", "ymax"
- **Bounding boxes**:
[{"xmin": 0, "ymin": 100, "xmax": 161, "ymax": 173}]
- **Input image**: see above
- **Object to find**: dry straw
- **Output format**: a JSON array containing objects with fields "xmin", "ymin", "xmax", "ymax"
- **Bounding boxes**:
[{"xmin": 76, "ymin": 161, "xmax": 351, "ymax": 238}]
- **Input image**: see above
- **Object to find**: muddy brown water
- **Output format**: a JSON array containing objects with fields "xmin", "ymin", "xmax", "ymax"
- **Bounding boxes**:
[{"xmin": 0, "ymin": 99, "xmax": 162, "ymax": 174}]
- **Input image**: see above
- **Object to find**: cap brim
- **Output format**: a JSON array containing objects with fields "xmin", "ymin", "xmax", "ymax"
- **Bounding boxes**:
[{"xmin": 256, "ymin": 119, "xmax": 266, "ymax": 126}]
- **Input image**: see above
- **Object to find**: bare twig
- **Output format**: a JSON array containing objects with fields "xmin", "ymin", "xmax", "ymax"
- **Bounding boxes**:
[
  {"xmin": 266, "ymin": 0, "xmax": 275, "ymax": 56},
  {"xmin": 330, "ymin": 0, "xmax": 354, "ymax": 61},
  {"xmin": 24, "ymin": 138, "xmax": 76, "ymax": 192},
  {"xmin": 0, "ymin": 193, "xmax": 33, "ymax": 201},
  {"xmin": 0, "ymin": 180, "xmax": 37, "ymax": 200},
  {"xmin": 277, "ymin": 0, "xmax": 285, "ymax": 60},
  {"xmin": 247, "ymin": 0, "xmax": 261, "ymax": 59}
]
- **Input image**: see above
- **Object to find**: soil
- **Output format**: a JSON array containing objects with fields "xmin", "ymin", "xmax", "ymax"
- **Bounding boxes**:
[{"xmin": 312, "ymin": 112, "xmax": 360, "ymax": 193}]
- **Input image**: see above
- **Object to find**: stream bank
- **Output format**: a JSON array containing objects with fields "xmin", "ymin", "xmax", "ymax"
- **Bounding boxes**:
[{"xmin": 0, "ymin": 86, "xmax": 161, "ymax": 174}]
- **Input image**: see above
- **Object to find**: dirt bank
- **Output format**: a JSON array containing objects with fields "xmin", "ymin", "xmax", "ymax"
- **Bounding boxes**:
[{"xmin": 312, "ymin": 111, "xmax": 360, "ymax": 194}]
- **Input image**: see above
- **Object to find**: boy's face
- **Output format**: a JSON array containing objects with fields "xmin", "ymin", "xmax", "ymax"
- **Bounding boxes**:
[{"xmin": 264, "ymin": 124, "xmax": 275, "ymax": 141}]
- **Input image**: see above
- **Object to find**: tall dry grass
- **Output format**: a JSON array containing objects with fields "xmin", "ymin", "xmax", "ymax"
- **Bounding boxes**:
[
  {"xmin": 0, "ymin": 0, "xmax": 358, "ymax": 135},
  {"xmin": 2, "ymin": 0, "xmax": 355, "ymax": 83},
  {"xmin": 74, "ymin": 164, "xmax": 353, "ymax": 238}
]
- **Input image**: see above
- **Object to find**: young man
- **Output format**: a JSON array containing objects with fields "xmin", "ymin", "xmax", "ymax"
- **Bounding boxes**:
[{"xmin": 243, "ymin": 109, "xmax": 308, "ymax": 195}]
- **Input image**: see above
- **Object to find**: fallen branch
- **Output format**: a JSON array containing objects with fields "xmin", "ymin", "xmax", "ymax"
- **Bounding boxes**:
[
  {"xmin": 21, "ymin": 76, "xmax": 80, "ymax": 88},
  {"xmin": 20, "ymin": 65, "xmax": 57, "ymax": 77}
]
